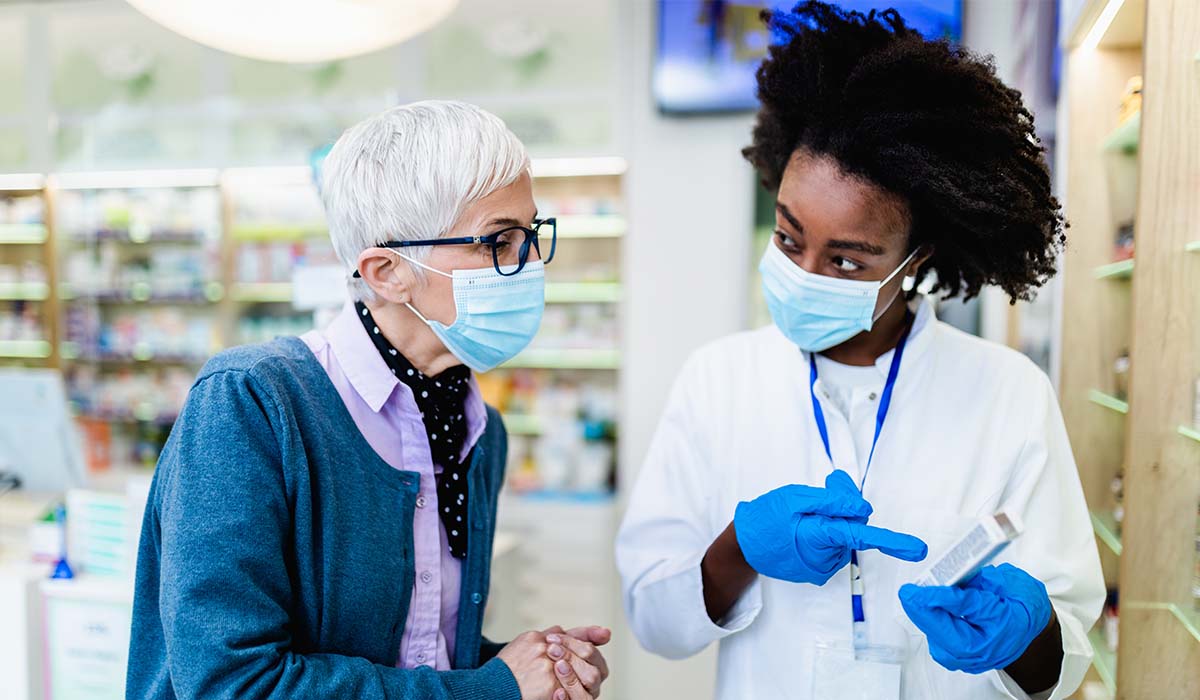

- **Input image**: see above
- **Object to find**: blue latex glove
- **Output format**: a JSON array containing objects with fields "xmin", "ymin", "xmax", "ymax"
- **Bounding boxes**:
[
  {"xmin": 733, "ymin": 469, "xmax": 928, "ymax": 585},
  {"xmin": 899, "ymin": 563, "xmax": 1053, "ymax": 673}
]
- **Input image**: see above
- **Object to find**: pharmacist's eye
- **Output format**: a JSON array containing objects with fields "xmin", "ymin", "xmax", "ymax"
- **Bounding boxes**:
[
  {"xmin": 832, "ymin": 256, "xmax": 863, "ymax": 274},
  {"xmin": 774, "ymin": 230, "xmax": 800, "ymax": 252}
]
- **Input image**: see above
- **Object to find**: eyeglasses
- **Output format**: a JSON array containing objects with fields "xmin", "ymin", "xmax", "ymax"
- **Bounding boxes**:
[{"xmin": 354, "ymin": 217, "xmax": 557, "ymax": 278}]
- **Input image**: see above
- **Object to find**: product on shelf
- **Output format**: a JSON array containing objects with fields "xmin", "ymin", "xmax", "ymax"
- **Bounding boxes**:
[
  {"xmin": 1113, "ymin": 350, "xmax": 1130, "ymax": 401},
  {"xmin": 529, "ymin": 304, "xmax": 619, "ymax": 351},
  {"xmin": 237, "ymin": 314, "xmax": 316, "ymax": 345},
  {"xmin": 0, "ymin": 301, "xmax": 44, "ymax": 342},
  {"xmin": 478, "ymin": 368, "xmax": 616, "ymax": 497},
  {"xmin": 1113, "ymin": 222, "xmax": 1134, "ymax": 262},
  {"xmin": 1118, "ymin": 76, "xmax": 1142, "ymax": 124},
  {"xmin": 56, "ymin": 187, "xmax": 220, "ymax": 240},
  {"xmin": 0, "ymin": 193, "xmax": 46, "ymax": 225},
  {"xmin": 236, "ymin": 240, "xmax": 338, "ymax": 284},
  {"xmin": 1103, "ymin": 589, "xmax": 1119, "ymax": 652},
  {"xmin": 1110, "ymin": 469, "xmax": 1125, "ymax": 529},
  {"xmin": 64, "ymin": 305, "xmax": 214, "ymax": 360}
]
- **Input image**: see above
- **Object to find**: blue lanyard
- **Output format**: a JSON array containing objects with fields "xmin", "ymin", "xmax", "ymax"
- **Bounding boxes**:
[{"xmin": 807, "ymin": 322, "xmax": 910, "ymax": 641}]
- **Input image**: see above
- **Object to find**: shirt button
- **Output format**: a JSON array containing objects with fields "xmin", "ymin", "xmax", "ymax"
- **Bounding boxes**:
[
  {"xmin": 416, "ymin": 652, "xmax": 426, "ymax": 663},
  {"xmin": 868, "ymin": 392, "xmax": 878, "ymax": 401},
  {"xmin": 420, "ymin": 570, "xmax": 433, "ymax": 584},
  {"xmin": 416, "ymin": 496, "xmax": 427, "ymax": 508},
  {"xmin": 471, "ymin": 592, "xmax": 482, "ymax": 604}
]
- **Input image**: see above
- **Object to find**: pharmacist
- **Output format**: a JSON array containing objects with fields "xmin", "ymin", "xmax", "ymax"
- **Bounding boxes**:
[
  {"xmin": 128, "ymin": 102, "xmax": 609, "ymax": 700},
  {"xmin": 615, "ymin": 3, "xmax": 1104, "ymax": 700}
]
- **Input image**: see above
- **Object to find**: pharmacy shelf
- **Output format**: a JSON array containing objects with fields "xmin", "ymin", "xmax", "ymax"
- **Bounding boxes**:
[
  {"xmin": 512, "ymin": 489, "xmax": 615, "ymax": 504},
  {"xmin": 1088, "ymin": 390, "xmax": 1130, "ymax": 414},
  {"xmin": 231, "ymin": 282, "xmax": 293, "ymax": 303},
  {"xmin": 0, "ymin": 281, "xmax": 49, "ymax": 301},
  {"xmin": 231, "ymin": 223, "xmax": 328, "ymax": 242},
  {"xmin": 60, "ymin": 342, "xmax": 206, "ymax": 365},
  {"xmin": 556, "ymin": 215, "xmax": 626, "ymax": 239},
  {"xmin": 0, "ymin": 223, "xmax": 48, "ymax": 244},
  {"xmin": 1102, "ymin": 111, "xmax": 1140, "ymax": 154},
  {"xmin": 545, "ymin": 282, "xmax": 621, "ymax": 304},
  {"xmin": 1094, "ymin": 259, "xmax": 1135, "ymax": 279},
  {"xmin": 502, "ymin": 413, "xmax": 542, "ymax": 436},
  {"xmin": 1090, "ymin": 510, "xmax": 1123, "ymax": 556},
  {"xmin": 69, "ymin": 229, "xmax": 209, "ymax": 244},
  {"xmin": 504, "ymin": 348, "xmax": 620, "ymax": 370},
  {"xmin": 76, "ymin": 408, "xmax": 179, "ymax": 426},
  {"xmin": 0, "ymin": 339, "xmax": 52, "ymax": 358},
  {"xmin": 1178, "ymin": 425, "xmax": 1200, "ymax": 443},
  {"xmin": 1087, "ymin": 628, "xmax": 1118, "ymax": 695},
  {"xmin": 60, "ymin": 282, "xmax": 223, "ymax": 304}
]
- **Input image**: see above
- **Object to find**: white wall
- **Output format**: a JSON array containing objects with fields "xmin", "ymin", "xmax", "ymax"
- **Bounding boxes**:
[{"xmin": 613, "ymin": 1, "xmax": 756, "ymax": 698}]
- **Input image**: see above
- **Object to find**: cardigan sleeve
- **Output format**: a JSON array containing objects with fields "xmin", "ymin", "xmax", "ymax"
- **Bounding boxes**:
[{"xmin": 150, "ymin": 368, "xmax": 520, "ymax": 700}]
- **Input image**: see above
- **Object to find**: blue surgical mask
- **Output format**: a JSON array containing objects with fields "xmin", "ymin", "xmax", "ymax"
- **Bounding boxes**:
[
  {"xmin": 394, "ymin": 253, "xmax": 545, "ymax": 373},
  {"xmin": 759, "ymin": 241, "xmax": 917, "ymax": 353}
]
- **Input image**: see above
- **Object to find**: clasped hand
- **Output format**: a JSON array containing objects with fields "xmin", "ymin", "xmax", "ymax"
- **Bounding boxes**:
[
  {"xmin": 733, "ymin": 469, "xmax": 928, "ymax": 584},
  {"xmin": 497, "ymin": 625, "xmax": 611, "ymax": 700}
]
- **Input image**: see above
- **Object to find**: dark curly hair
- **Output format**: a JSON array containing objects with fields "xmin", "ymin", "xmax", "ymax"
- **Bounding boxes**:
[{"xmin": 743, "ymin": 1, "xmax": 1065, "ymax": 302}]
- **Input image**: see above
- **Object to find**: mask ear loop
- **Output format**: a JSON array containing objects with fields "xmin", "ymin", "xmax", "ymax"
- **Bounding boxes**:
[
  {"xmin": 872, "ymin": 248, "xmax": 921, "ymax": 323},
  {"xmin": 384, "ymin": 250, "xmax": 452, "ymax": 325}
]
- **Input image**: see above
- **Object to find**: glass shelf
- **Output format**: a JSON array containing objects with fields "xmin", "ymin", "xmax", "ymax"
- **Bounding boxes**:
[
  {"xmin": 1090, "ymin": 510, "xmax": 1123, "ymax": 556},
  {"xmin": 1094, "ymin": 259, "xmax": 1134, "ymax": 279},
  {"xmin": 1125, "ymin": 602, "xmax": 1200, "ymax": 646},
  {"xmin": 0, "ymin": 223, "xmax": 48, "ymax": 244},
  {"xmin": 502, "ymin": 413, "xmax": 542, "ymax": 436},
  {"xmin": 545, "ymin": 282, "xmax": 621, "ymax": 304},
  {"xmin": 1088, "ymin": 389, "xmax": 1130, "ymax": 414},
  {"xmin": 1102, "ymin": 111, "xmax": 1140, "ymax": 154},
  {"xmin": 1087, "ymin": 627, "xmax": 1117, "ymax": 695},
  {"xmin": 0, "ymin": 339, "xmax": 52, "ymax": 358},
  {"xmin": 231, "ymin": 223, "xmax": 328, "ymax": 242},
  {"xmin": 230, "ymin": 282, "xmax": 294, "ymax": 303},
  {"xmin": 0, "ymin": 282, "xmax": 50, "ymax": 301},
  {"xmin": 1179, "ymin": 425, "xmax": 1200, "ymax": 443}
]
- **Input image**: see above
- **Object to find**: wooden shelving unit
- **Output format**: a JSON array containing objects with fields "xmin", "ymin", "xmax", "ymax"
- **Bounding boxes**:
[
  {"xmin": 0, "ymin": 177, "xmax": 60, "ymax": 369},
  {"xmin": 1059, "ymin": 0, "xmax": 1200, "ymax": 696}
]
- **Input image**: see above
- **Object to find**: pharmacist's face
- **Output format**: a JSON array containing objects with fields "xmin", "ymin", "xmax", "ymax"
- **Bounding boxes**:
[{"xmin": 404, "ymin": 172, "xmax": 539, "ymax": 327}]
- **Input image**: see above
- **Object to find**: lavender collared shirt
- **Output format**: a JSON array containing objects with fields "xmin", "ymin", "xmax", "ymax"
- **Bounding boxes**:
[{"xmin": 301, "ymin": 301, "xmax": 487, "ymax": 670}]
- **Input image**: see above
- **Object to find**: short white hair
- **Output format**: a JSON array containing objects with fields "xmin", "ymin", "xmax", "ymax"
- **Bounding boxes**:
[{"xmin": 320, "ymin": 100, "xmax": 531, "ymax": 301}]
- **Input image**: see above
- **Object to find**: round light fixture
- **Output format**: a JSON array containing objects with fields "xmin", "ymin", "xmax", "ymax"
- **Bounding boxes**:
[{"xmin": 124, "ymin": 0, "xmax": 460, "ymax": 63}]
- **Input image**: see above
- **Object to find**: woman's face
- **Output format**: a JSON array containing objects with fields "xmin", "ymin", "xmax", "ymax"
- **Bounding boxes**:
[
  {"xmin": 773, "ymin": 149, "xmax": 916, "ymax": 318},
  {"xmin": 402, "ymin": 172, "xmax": 538, "ymax": 326}
]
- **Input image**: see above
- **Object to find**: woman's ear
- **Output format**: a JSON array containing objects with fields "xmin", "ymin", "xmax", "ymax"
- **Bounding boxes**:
[
  {"xmin": 903, "ymin": 246, "xmax": 934, "ymax": 292},
  {"xmin": 357, "ymin": 248, "xmax": 414, "ymax": 305}
]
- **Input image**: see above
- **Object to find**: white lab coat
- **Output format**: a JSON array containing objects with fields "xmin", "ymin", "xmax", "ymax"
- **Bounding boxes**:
[{"xmin": 616, "ymin": 299, "xmax": 1104, "ymax": 700}]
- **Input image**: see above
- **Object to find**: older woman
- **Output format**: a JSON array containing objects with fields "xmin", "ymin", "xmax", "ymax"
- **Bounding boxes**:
[{"xmin": 127, "ymin": 101, "xmax": 609, "ymax": 700}]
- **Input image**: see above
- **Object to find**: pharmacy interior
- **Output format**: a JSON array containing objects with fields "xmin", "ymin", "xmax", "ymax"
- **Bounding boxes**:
[{"xmin": 0, "ymin": 1, "xmax": 1197, "ymax": 700}]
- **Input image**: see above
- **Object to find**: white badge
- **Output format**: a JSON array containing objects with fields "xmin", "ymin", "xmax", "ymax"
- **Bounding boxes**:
[{"xmin": 812, "ymin": 641, "xmax": 905, "ymax": 700}]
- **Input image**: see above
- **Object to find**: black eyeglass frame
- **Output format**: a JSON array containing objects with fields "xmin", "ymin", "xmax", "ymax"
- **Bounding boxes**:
[{"xmin": 352, "ymin": 217, "xmax": 557, "ymax": 278}]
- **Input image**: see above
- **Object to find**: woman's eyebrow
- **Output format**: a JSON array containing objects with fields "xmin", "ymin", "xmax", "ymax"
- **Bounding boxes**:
[
  {"xmin": 775, "ymin": 203, "xmax": 804, "ymax": 233},
  {"xmin": 827, "ymin": 239, "xmax": 886, "ymax": 255}
]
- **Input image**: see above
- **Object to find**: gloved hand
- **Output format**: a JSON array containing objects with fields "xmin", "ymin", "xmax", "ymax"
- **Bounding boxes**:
[
  {"xmin": 733, "ymin": 469, "xmax": 928, "ymax": 585},
  {"xmin": 899, "ymin": 563, "xmax": 1053, "ymax": 673}
]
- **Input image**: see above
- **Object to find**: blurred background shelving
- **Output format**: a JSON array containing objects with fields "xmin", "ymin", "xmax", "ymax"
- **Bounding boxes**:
[{"xmin": 1058, "ymin": 0, "xmax": 1200, "ymax": 697}]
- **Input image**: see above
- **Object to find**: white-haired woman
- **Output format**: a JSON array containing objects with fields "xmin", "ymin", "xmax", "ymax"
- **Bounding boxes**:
[{"xmin": 127, "ymin": 101, "xmax": 610, "ymax": 700}]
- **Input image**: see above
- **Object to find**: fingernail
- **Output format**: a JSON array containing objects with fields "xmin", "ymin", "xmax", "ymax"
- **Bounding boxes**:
[
  {"xmin": 548, "ymin": 644, "xmax": 564, "ymax": 659},
  {"xmin": 546, "ymin": 633, "xmax": 562, "ymax": 644},
  {"xmin": 556, "ymin": 660, "xmax": 571, "ymax": 676},
  {"xmin": 554, "ymin": 690, "xmax": 566, "ymax": 700}
]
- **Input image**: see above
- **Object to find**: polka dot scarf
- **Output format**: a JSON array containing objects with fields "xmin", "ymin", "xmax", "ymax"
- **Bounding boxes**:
[{"xmin": 355, "ymin": 301, "xmax": 472, "ymax": 559}]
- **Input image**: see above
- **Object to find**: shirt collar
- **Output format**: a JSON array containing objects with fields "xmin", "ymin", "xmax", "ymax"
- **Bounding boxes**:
[
  {"xmin": 326, "ymin": 301, "xmax": 402, "ymax": 413},
  {"xmin": 325, "ymin": 302, "xmax": 490, "ymax": 456}
]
